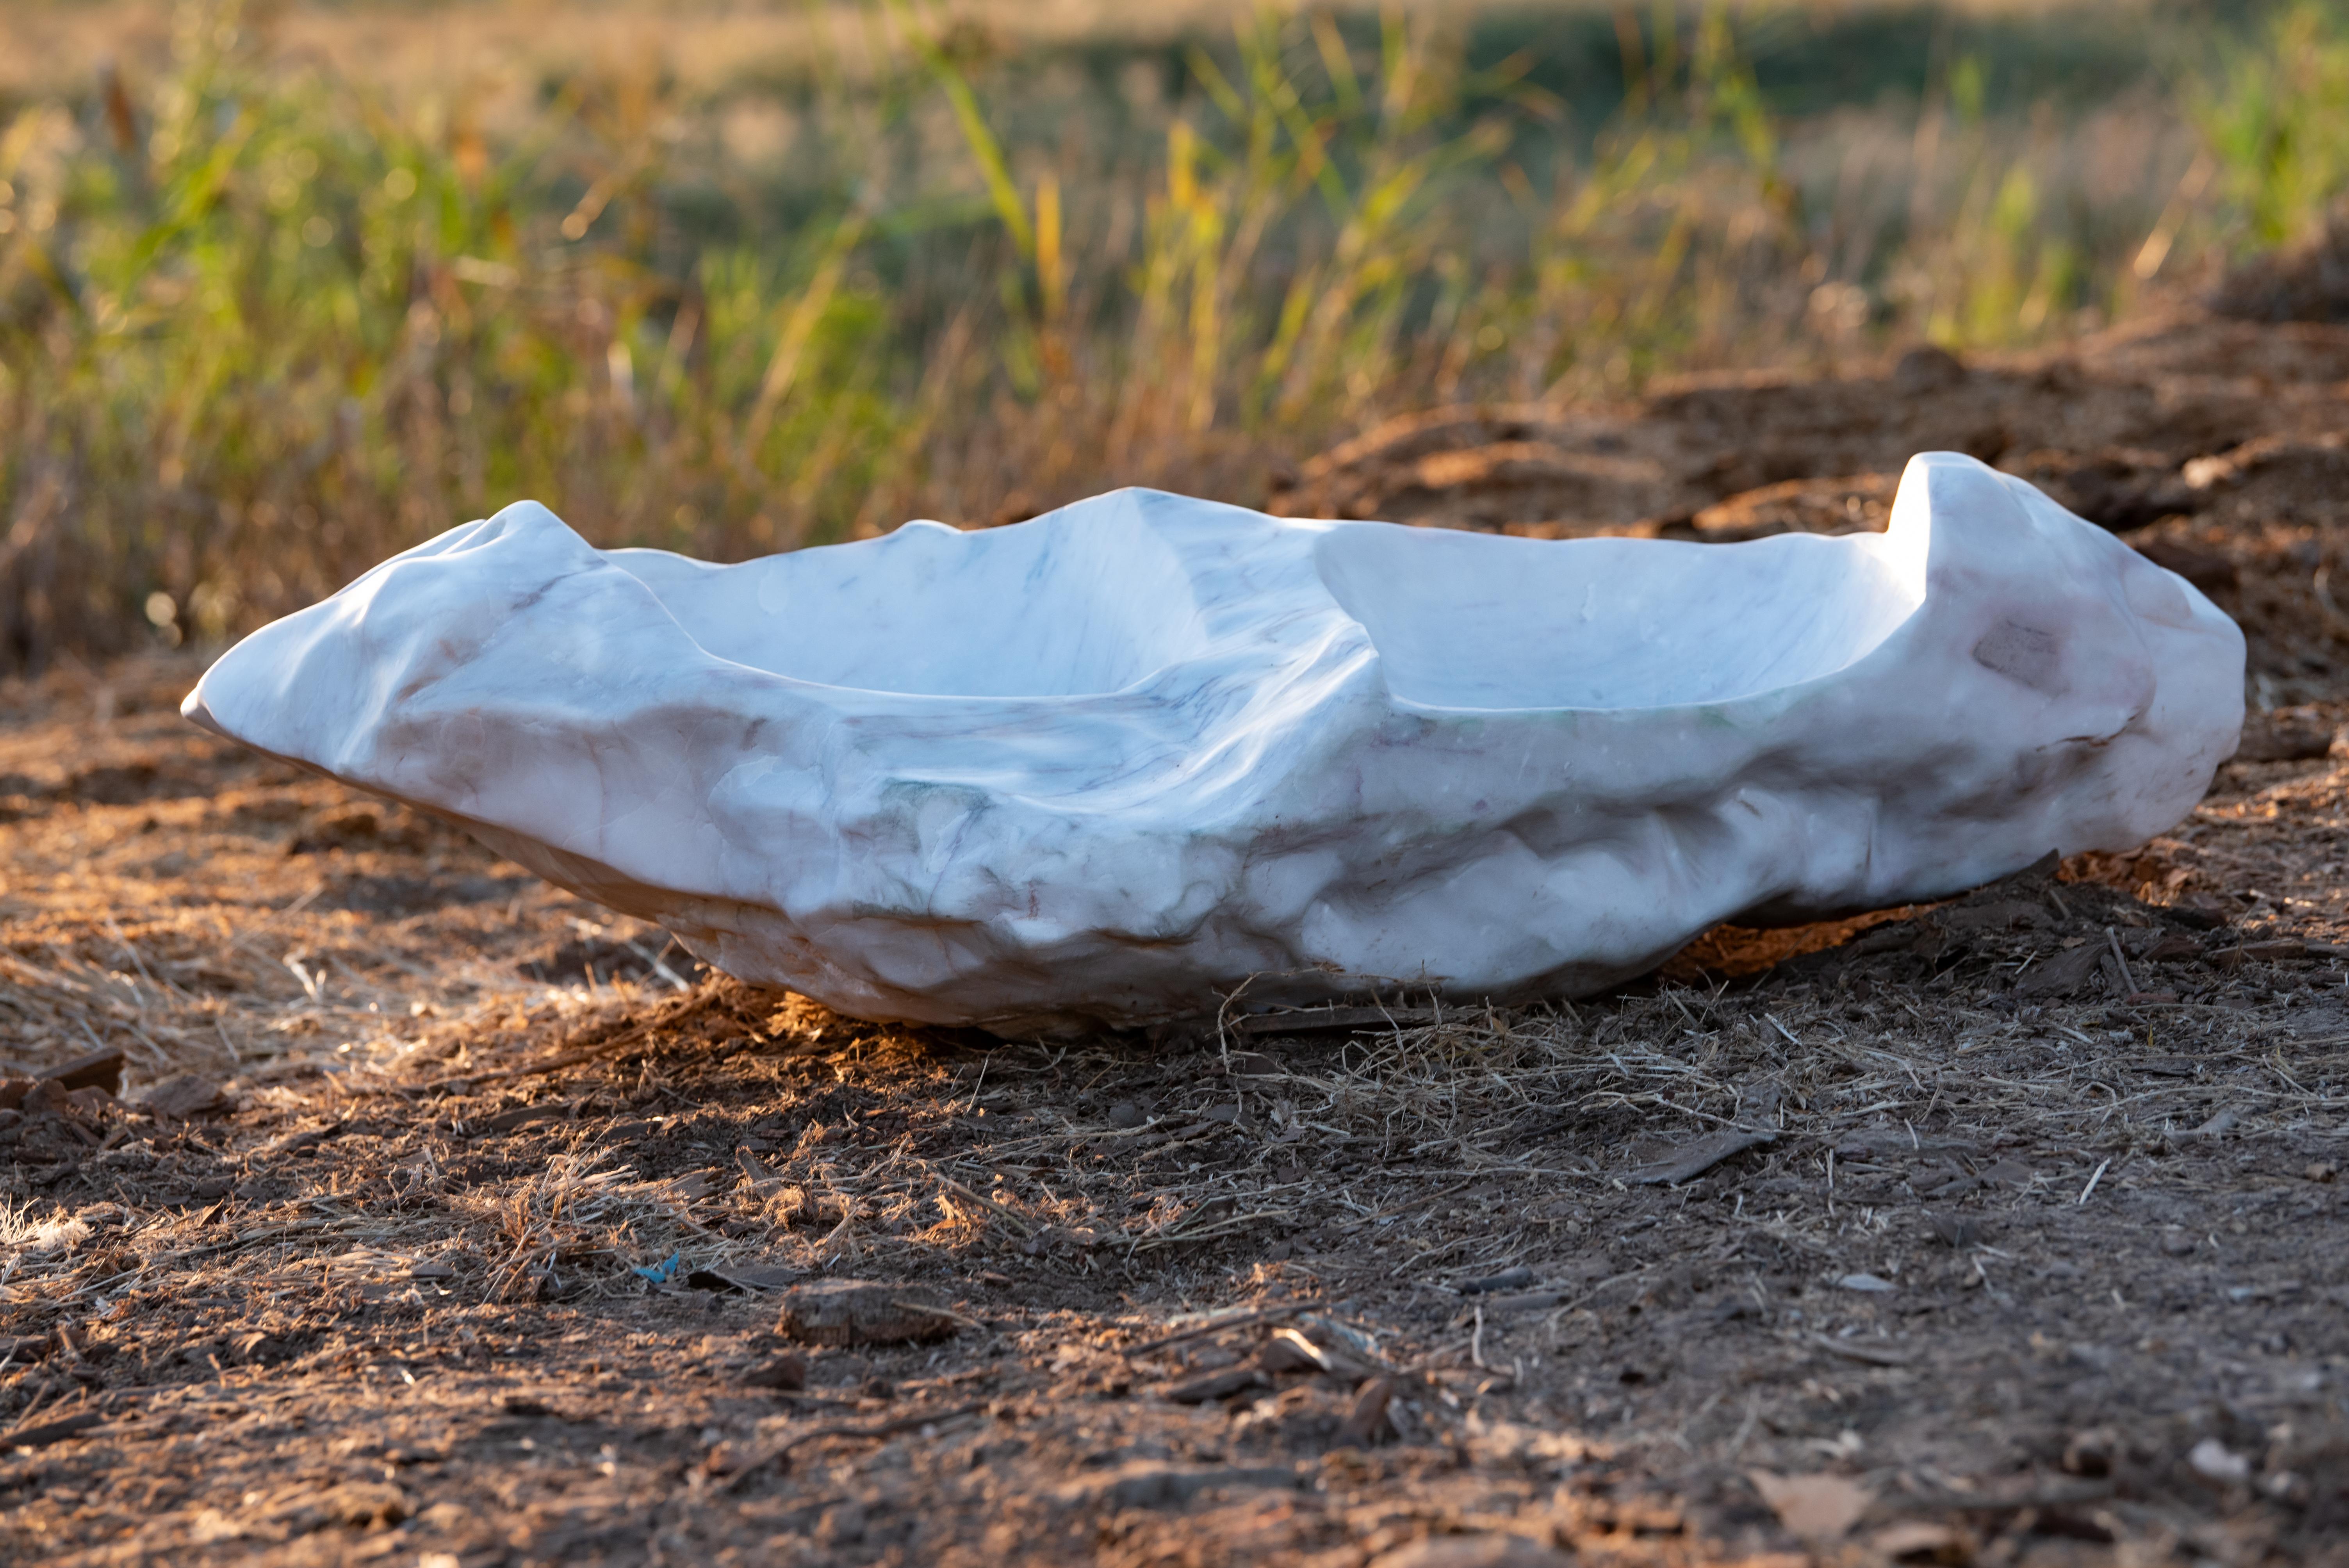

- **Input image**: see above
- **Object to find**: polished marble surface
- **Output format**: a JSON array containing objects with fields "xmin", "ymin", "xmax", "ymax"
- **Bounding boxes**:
[{"xmin": 185, "ymin": 453, "xmax": 2244, "ymax": 1033}]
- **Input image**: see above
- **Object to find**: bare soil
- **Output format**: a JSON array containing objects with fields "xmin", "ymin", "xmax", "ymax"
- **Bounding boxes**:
[{"xmin": 4, "ymin": 305, "xmax": 2349, "ymax": 1568}]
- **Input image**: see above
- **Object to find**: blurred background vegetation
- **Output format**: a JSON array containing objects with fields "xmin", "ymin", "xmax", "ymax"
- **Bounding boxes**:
[{"xmin": 1, "ymin": 0, "xmax": 2345, "ymax": 670}]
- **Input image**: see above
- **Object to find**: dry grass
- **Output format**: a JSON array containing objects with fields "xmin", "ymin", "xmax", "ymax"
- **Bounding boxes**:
[
  {"xmin": 2, "ymin": 1, "xmax": 2329, "ymax": 669},
  {"xmin": 0, "ymin": 0, "xmax": 2187, "ymax": 100}
]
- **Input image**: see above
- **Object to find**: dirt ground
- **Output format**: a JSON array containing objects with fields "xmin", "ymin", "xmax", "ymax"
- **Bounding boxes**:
[{"xmin": 5, "ymin": 302, "xmax": 2349, "ymax": 1567}]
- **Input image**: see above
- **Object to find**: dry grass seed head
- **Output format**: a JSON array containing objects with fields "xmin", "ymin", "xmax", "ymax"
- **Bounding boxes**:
[{"xmin": 0, "ymin": 1200, "xmax": 91, "ymax": 1262}]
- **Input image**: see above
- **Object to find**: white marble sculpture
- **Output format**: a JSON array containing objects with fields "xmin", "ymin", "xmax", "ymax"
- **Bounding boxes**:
[{"xmin": 184, "ymin": 452, "xmax": 2243, "ymax": 1034}]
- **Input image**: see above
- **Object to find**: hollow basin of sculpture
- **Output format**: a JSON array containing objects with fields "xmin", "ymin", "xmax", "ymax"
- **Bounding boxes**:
[{"xmin": 184, "ymin": 452, "xmax": 2243, "ymax": 1034}]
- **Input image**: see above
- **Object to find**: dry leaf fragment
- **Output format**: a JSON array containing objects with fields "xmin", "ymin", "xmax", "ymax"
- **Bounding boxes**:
[
  {"xmin": 42, "ymin": 1048, "xmax": 125, "ymax": 1096},
  {"xmin": 2182, "ymin": 1107, "xmax": 2239, "ymax": 1140},
  {"xmin": 1257, "ymin": 1328, "xmax": 1330, "ymax": 1376},
  {"xmin": 663, "ymin": 1169, "xmax": 721, "ymax": 1202},
  {"xmin": 1749, "ymin": 1470, "xmax": 1874, "ymax": 1542},
  {"xmin": 136, "ymin": 1074, "xmax": 225, "ymax": 1120},
  {"xmin": 1628, "ymin": 1126, "xmax": 1775, "ymax": 1185},
  {"xmin": 777, "ymin": 1279, "xmax": 965, "ymax": 1346},
  {"xmin": 1925, "ymin": 1211, "xmax": 1980, "ymax": 1248},
  {"xmin": 1281, "ymin": 1318, "xmax": 1379, "ymax": 1380},
  {"xmin": 1334, "ymin": 1375, "xmax": 1395, "ymax": 1448},
  {"xmin": 1297, "ymin": 1313, "xmax": 1385, "ymax": 1365},
  {"xmin": 1162, "ymin": 1365, "xmax": 1262, "ymax": 1403},
  {"xmin": 478, "ymin": 1101, "xmax": 560, "ymax": 1134}
]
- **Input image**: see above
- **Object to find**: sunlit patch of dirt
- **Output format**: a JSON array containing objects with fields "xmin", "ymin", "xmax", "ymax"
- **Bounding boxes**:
[{"xmin": 1656, "ymin": 907, "xmax": 1925, "ymax": 983}]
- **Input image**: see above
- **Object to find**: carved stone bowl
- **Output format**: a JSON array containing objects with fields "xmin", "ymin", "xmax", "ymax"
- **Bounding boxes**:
[{"xmin": 185, "ymin": 453, "xmax": 2242, "ymax": 1034}]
